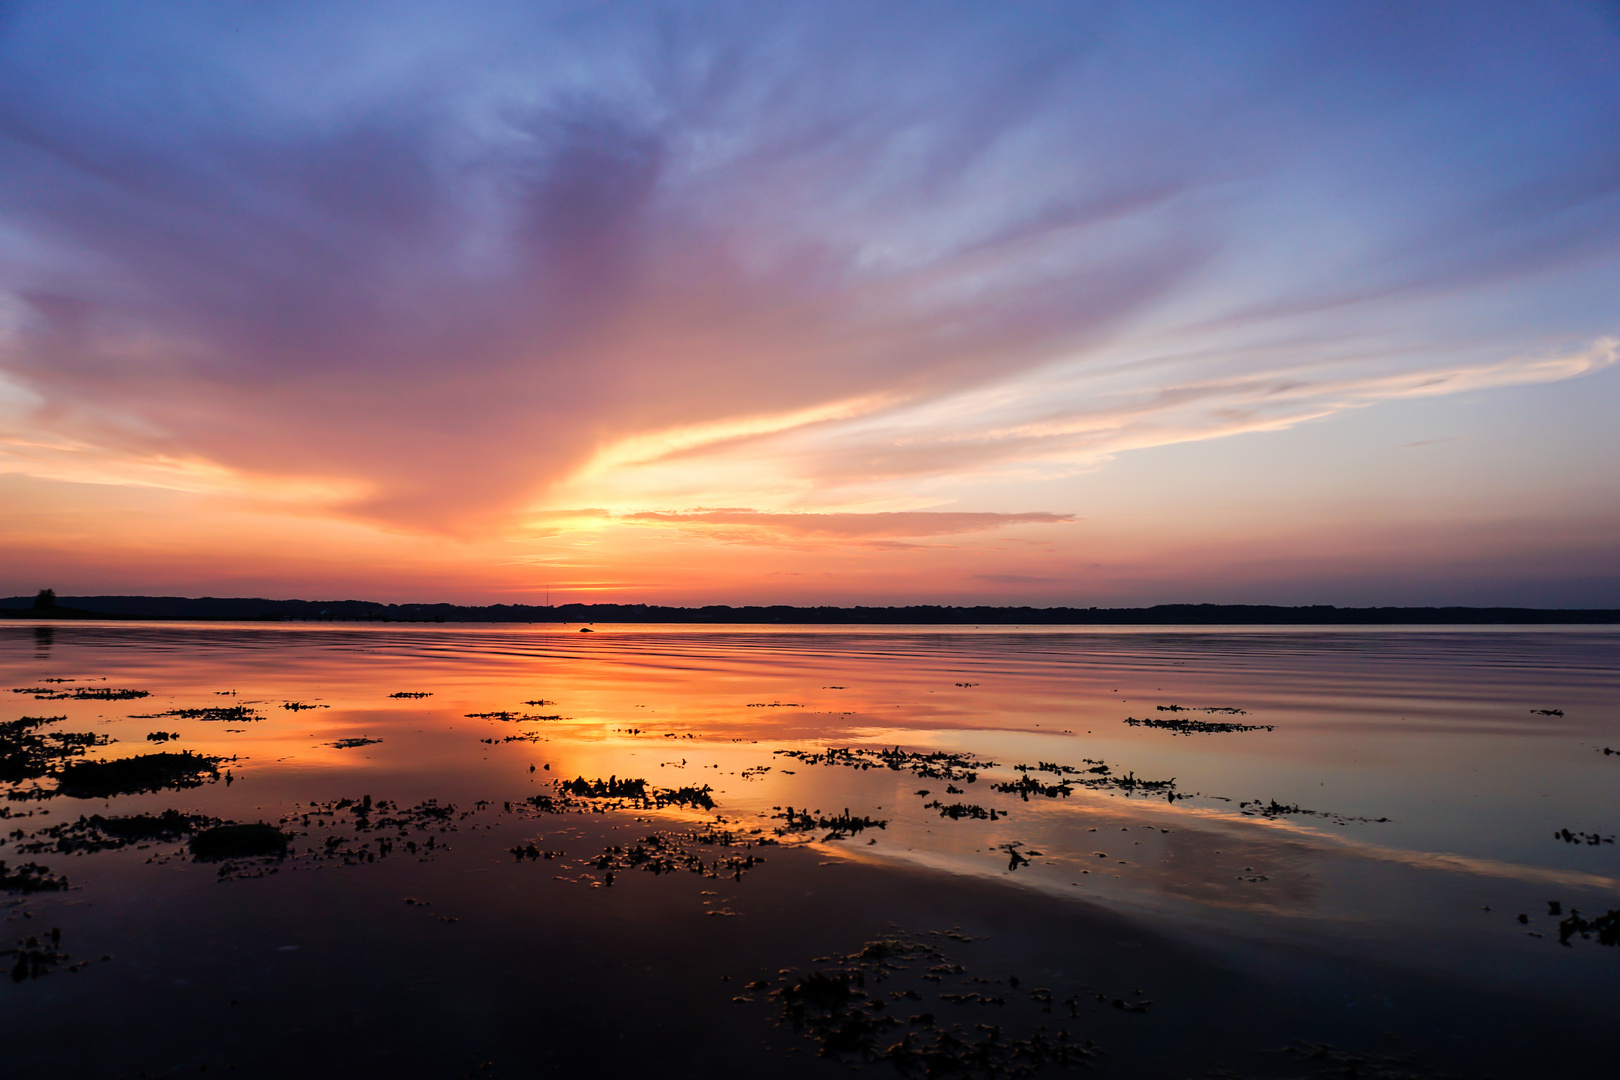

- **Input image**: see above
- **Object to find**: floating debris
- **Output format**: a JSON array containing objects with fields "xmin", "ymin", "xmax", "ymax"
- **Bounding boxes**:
[
  {"xmin": 327, "ymin": 737, "xmax": 383, "ymax": 749},
  {"xmin": 1531, "ymin": 709, "xmax": 1565, "ymax": 717}
]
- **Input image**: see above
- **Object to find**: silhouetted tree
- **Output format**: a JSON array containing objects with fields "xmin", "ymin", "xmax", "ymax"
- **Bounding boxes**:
[{"xmin": 33, "ymin": 588, "xmax": 56, "ymax": 610}]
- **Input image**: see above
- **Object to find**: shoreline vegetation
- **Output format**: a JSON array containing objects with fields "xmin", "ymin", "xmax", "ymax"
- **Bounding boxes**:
[{"xmin": 2, "ymin": 594, "xmax": 1618, "ymax": 624}]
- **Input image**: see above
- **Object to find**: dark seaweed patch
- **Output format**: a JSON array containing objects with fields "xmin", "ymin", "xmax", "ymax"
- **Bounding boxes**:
[
  {"xmin": 776, "ymin": 746, "xmax": 993, "ymax": 783},
  {"xmin": 390, "ymin": 692, "xmax": 433, "ymax": 698},
  {"xmin": 466, "ymin": 711, "xmax": 561, "ymax": 722},
  {"xmin": 562, "ymin": 775, "xmax": 648, "ymax": 799},
  {"xmin": 1124, "ymin": 716, "xmax": 1273, "ymax": 734},
  {"xmin": 281, "ymin": 796, "xmax": 467, "ymax": 867},
  {"xmin": 57, "ymin": 752, "xmax": 220, "ymax": 797},
  {"xmin": 1276, "ymin": 1041, "xmax": 1470, "ymax": 1080},
  {"xmin": 1, "ymin": 716, "xmax": 112, "ymax": 782},
  {"xmin": 5, "ymin": 927, "xmax": 70, "ymax": 981},
  {"xmin": 990, "ymin": 776, "xmax": 1072, "ymax": 800},
  {"xmin": 1554, "ymin": 828, "xmax": 1614, "ymax": 845},
  {"xmin": 11, "ymin": 810, "xmax": 219, "ymax": 855},
  {"xmin": 659, "ymin": 785, "xmax": 717, "ymax": 810},
  {"xmin": 773, "ymin": 806, "xmax": 887, "ymax": 839},
  {"xmin": 0, "ymin": 860, "xmax": 69, "ymax": 893},
  {"xmin": 1236, "ymin": 799, "xmax": 1389, "ymax": 823},
  {"xmin": 767, "ymin": 932, "xmax": 1098, "ymax": 1075},
  {"xmin": 557, "ymin": 776, "xmax": 716, "ymax": 810},
  {"xmin": 134, "ymin": 705, "xmax": 260, "ymax": 723},
  {"xmin": 1155, "ymin": 705, "xmax": 1247, "ymax": 715},
  {"xmin": 923, "ymin": 802, "xmax": 1005, "ymax": 822},
  {"xmin": 189, "ymin": 823, "xmax": 291, "ymax": 861},
  {"xmin": 1001, "ymin": 761, "xmax": 1178, "ymax": 800},
  {"xmin": 328, "ymin": 737, "xmax": 383, "ymax": 749},
  {"xmin": 144, "ymin": 731, "xmax": 179, "ymax": 743},
  {"xmin": 1557, "ymin": 907, "xmax": 1620, "ymax": 947},
  {"xmin": 13, "ymin": 687, "xmax": 149, "ymax": 701},
  {"xmin": 581, "ymin": 827, "xmax": 769, "ymax": 886}
]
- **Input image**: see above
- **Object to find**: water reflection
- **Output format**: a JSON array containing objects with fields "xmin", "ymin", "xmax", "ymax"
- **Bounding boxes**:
[{"xmin": 2, "ymin": 623, "xmax": 1617, "ymax": 1077}]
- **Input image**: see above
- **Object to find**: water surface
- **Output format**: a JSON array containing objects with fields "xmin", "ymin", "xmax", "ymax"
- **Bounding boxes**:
[{"xmin": 4, "ymin": 623, "xmax": 1617, "ymax": 1077}]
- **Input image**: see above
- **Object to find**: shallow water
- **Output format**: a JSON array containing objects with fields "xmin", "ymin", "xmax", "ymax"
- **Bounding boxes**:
[{"xmin": 3, "ymin": 623, "xmax": 1618, "ymax": 1078}]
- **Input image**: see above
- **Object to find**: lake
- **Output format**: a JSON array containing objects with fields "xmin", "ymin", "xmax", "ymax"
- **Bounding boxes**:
[{"xmin": 3, "ymin": 622, "xmax": 1617, "ymax": 1078}]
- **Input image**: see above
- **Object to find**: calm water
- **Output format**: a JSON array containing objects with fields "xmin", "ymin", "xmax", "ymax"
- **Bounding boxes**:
[{"xmin": 3, "ymin": 623, "xmax": 1618, "ymax": 1078}]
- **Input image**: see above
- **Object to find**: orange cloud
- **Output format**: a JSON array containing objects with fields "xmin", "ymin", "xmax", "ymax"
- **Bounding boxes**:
[{"xmin": 621, "ymin": 510, "xmax": 1074, "ymax": 541}]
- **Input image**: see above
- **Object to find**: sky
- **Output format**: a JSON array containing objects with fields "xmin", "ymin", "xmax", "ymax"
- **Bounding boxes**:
[{"xmin": 1, "ymin": 0, "xmax": 1618, "ymax": 608}]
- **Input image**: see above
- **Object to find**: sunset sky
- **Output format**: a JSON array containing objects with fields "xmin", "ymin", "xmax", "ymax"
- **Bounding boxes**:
[{"xmin": 2, "ymin": 1, "xmax": 1617, "ymax": 607}]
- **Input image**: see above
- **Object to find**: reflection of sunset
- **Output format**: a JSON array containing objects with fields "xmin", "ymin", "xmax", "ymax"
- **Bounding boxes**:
[{"xmin": 13, "ymin": 622, "xmax": 1617, "ymax": 940}]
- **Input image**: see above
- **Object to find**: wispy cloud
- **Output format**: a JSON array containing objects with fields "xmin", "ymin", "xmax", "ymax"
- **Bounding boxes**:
[
  {"xmin": 623, "ymin": 509, "xmax": 1074, "ymax": 541},
  {"xmin": 0, "ymin": 0, "xmax": 1614, "ymax": 576}
]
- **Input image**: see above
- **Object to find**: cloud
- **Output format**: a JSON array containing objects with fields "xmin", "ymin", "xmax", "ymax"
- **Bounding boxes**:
[
  {"xmin": 0, "ymin": 0, "xmax": 1614, "ymax": 541},
  {"xmin": 623, "ymin": 509, "xmax": 1073, "ymax": 540},
  {"xmin": 972, "ymin": 574, "xmax": 1065, "ymax": 585}
]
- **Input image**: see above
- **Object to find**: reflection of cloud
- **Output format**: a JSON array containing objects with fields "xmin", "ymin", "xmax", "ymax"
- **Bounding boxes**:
[{"xmin": 624, "ymin": 509, "xmax": 1072, "ymax": 540}]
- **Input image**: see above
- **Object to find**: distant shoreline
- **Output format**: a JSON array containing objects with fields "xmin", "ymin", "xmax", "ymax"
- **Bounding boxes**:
[{"xmin": 2, "ymin": 596, "xmax": 1617, "ymax": 625}]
